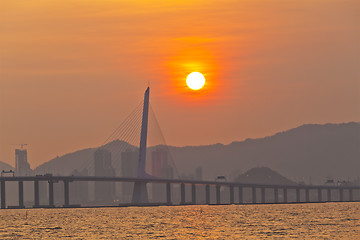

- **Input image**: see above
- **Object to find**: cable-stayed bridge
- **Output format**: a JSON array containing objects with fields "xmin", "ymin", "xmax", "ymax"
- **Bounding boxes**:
[{"xmin": 1, "ymin": 88, "xmax": 360, "ymax": 208}]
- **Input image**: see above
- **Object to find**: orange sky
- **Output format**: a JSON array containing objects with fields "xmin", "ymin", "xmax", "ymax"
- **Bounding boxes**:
[{"xmin": 1, "ymin": 0, "xmax": 359, "ymax": 167}]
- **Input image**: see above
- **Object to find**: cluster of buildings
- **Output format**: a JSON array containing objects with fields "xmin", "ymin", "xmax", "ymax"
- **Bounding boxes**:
[
  {"xmin": 11, "ymin": 146, "xmax": 181, "ymax": 205},
  {"xmin": 95, "ymin": 146, "xmax": 176, "ymax": 204}
]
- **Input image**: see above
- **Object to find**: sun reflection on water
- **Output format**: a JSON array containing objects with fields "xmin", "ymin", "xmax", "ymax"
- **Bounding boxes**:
[{"xmin": 0, "ymin": 203, "xmax": 359, "ymax": 239}]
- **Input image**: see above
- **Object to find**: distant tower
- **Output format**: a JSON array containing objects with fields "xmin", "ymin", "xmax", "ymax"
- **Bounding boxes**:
[
  {"xmin": 94, "ymin": 149, "xmax": 115, "ymax": 203},
  {"xmin": 70, "ymin": 169, "xmax": 89, "ymax": 204},
  {"xmin": 195, "ymin": 167, "xmax": 203, "ymax": 181},
  {"xmin": 15, "ymin": 149, "xmax": 32, "ymax": 176},
  {"xmin": 121, "ymin": 149, "xmax": 138, "ymax": 202},
  {"xmin": 151, "ymin": 148, "xmax": 173, "ymax": 202},
  {"xmin": 151, "ymin": 148, "xmax": 173, "ymax": 179}
]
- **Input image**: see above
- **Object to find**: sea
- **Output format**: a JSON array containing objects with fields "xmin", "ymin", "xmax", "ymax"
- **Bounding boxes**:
[{"xmin": 0, "ymin": 202, "xmax": 359, "ymax": 239}]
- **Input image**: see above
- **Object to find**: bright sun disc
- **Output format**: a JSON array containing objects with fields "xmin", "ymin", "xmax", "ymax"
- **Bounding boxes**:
[{"xmin": 186, "ymin": 72, "xmax": 205, "ymax": 90}]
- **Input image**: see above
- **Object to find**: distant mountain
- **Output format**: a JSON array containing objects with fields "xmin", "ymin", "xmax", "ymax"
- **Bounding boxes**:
[
  {"xmin": 169, "ymin": 122, "xmax": 360, "ymax": 184},
  {"xmin": 0, "ymin": 161, "xmax": 14, "ymax": 171},
  {"xmin": 35, "ymin": 122, "xmax": 360, "ymax": 185},
  {"xmin": 35, "ymin": 140, "xmax": 136, "ymax": 175},
  {"xmin": 234, "ymin": 167, "xmax": 296, "ymax": 185}
]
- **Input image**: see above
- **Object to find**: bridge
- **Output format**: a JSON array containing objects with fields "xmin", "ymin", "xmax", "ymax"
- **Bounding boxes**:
[
  {"xmin": 0, "ymin": 175, "xmax": 359, "ymax": 209},
  {"xmin": 1, "ymin": 87, "xmax": 359, "ymax": 208}
]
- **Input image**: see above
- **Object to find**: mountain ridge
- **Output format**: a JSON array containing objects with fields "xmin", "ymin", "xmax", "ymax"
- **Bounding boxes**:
[{"xmin": 1, "ymin": 122, "xmax": 358, "ymax": 185}]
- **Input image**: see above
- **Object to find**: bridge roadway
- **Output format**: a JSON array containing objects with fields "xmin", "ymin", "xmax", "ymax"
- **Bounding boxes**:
[{"xmin": 0, "ymin": 175, "xmax": 359, "ymax": 209}]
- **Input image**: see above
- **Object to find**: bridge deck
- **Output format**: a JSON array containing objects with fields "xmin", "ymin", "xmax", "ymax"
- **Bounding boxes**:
[{"xmin": 0, "ymin": 176, "xmax": 358, "ymax": 190}]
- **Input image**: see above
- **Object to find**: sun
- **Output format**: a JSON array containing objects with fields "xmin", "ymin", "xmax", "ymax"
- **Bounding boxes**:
[{"xmin": 186, "ymin": 72, "xmax": 205, "ymax": 90}]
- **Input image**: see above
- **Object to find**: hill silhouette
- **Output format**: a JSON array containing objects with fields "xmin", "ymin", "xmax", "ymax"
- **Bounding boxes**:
[
  {"xmin": 35, "ymin": 140, "xmax": 136, "ymax": 175},
  {"xmin": 169, "ymin": 122, "xmax": 360, "ymax": 184},
  {"xmin": 32, "ymin": 122, "xmax": 360, "ymax": 185},
  {"xmin": 234, "ymin": 167, "xmax": 297, "ymax": 185},
  {"xmin": 0, "ymin": 161, "xmax": 14, "ymax": 172}
]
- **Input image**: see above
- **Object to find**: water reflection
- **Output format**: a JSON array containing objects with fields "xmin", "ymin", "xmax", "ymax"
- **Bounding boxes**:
[{"xmin": 0, "ymin": 203, "xmax": 359, "ymax": 239}]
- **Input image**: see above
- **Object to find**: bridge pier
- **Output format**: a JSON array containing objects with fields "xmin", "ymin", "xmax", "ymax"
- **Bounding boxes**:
[
  {"xmin": 191, "ymin": 184, "xmax": 196, "ymax": 204},
  {"xmin": 238, "ymin": 186, "xmax": 243, "ymax": 204},
  {"xmin": 274, "ymin": 188, "xmax": 278, "ymax": 203},
  {"xmin": 283, "ymin": 188, "xmax": 287, "ymax": 203},
  {"xmin": 339, "ymin": 188, "xmax": 344, "ymax": 202},
  {"xmin": 305, "ymin": 188, "xmax": 310, "ymax": 203},
  {"xmin": 34, "ymin": 180, "xmax": 39, "ymax": 207},
  {"xmin": 63, "ymin": 180, "xmax": 70, "ymax": 207},
  {"xmin": 318, "ymin": 188, "xmax": 322, "ymax": 202},
  {"xmin": 349, "ymin": 189, "xmax": 353, "ymax": 202},
  {"xmin": 166, "ymin": 183, "xmax": 171, "ymax": 205},
  {"xmin": 216, "ymin": 185, "xmax": 221, "ymax": 204},
  {"xmin": 327, "ymin": 189, "xmax": 331, "ymax": 201},
  {"xmin": 205, "ymin": 185, "xmax": 210, "ymax": 204},
  {"xmin": 48, "ymin": 181, "xmax": 54, "ymax": 207},
  {"xmin": 1, "ymin": 180, "xmax": 5, "ymax": 209},
  {"xmin": 132, "ymin": 182, "xmax": 149, "ymax": 204},
  {"xmin": 229, "ymin": 185, "xmax": 234, "ymax": 204},
  {"xmin": 296, "ymin": 188, "xmax": 300, "ymax": 203},
  {"xmin": 180, "ymin": 183, "xmax": 185, "ymax": 204},
  {"xmin": 252, "ymin": 187, "xmax": 256, "ymax": 204},
  {"xmin": 18, "ymin": 181, "xmax": 24, "ymax": 208},
  {"xmin": 261, "ymin": 187, "xmax": 265, "ymax": 203}
]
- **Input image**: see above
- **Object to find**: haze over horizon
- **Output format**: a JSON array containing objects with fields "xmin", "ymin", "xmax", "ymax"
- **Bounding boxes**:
[
  {"xmin": 32, "ymin": 121, "xmax": 360, "ymax": 185},
  {"xmin": 1, "ymin": 1, "xmax": 359, "ymax": 167}
]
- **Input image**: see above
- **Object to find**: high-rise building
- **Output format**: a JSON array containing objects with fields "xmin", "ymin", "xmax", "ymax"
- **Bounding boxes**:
[
  {"xmin": 151, "ymin": 148, "xmax": 173, "ymax": 202},
  {"xmin": 15, "ymin": 149, "xmax": 32, "ymax": 176},
  {"xmin": 151, "ymin": 148, "xmax": 173, "ymax": 179},
  {"xmin": 70, "ymin": 169, "xmax": 89, "ymax": 205},
  {"xmin": 94, "ymin": 149, "xmax": 115, "ymax": 203},
  {"xmin": 121, "ymin": 149, "xmax": 138, "ymax": 203},
  {"xmin": 195, "ymin": 167, "xmax": 203, "ymax": 181}
]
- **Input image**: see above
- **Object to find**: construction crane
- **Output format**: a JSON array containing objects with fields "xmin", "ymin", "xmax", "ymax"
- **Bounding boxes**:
[{"xmin": 10, "ymin": 144, "xmax": 28, "ymax": 149}]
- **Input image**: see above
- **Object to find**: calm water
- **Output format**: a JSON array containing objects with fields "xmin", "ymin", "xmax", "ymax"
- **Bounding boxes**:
[{"xmin": 0, "ymin": 203, "xmax": 359, "ymax": 239}]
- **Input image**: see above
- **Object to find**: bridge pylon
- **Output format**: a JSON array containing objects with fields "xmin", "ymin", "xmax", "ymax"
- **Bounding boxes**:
[{"xmin": 132, "ymin": 87, "xmax": 150, "ymax": 204}]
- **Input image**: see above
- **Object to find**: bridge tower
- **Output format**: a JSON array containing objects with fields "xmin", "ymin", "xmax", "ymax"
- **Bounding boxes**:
[{"xmin": 132, "ymin": 87, "xmax": 150, "ymax": 204}]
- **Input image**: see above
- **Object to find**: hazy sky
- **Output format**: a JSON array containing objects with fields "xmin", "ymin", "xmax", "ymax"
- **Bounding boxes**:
[{"xmin": 1, "ymin": 0, "xmax": 359, "ymax": 167}]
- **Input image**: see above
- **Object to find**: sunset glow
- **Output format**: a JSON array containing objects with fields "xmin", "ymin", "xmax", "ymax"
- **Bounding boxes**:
[
  {"xmin": 0, "ymin": 1, "xmax": 358, "ymax": 238},
  {"xmin": 0, "ymin": 0, "xmax": 359, "ymax": 168}
]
